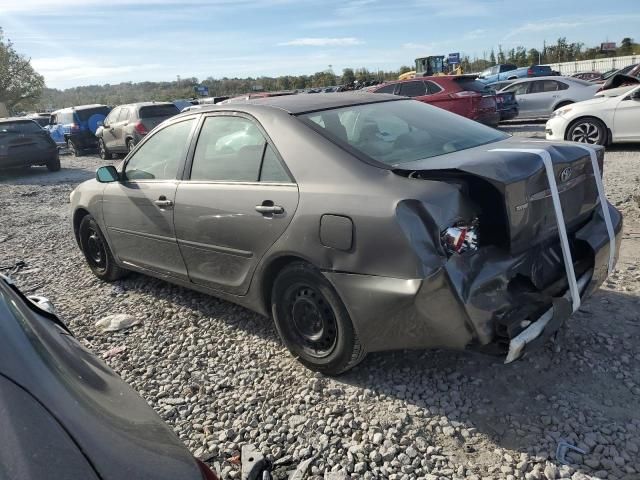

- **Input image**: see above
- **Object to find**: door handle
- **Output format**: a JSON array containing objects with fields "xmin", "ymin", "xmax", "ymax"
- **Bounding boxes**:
[
  {"xmin": 255, "ymin": 204, "xmax": 284, "ymax": 215},
  {"xmin": 154, "ymin": 196, "xmax": 173, "ymax": 208}
]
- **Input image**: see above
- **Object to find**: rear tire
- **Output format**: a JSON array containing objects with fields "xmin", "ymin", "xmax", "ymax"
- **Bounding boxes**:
[
  {"xmin": 78, "ymin": 215, "xmax": 128, "ymax": 282},
  {"xmin": 567, "ymin": 117, "xmax": 607, "ymax": 146},
  {"xmin": 67, "ymin": 139, "xmax": 81, "ymax": 157},
  {"xmin": 127, "ymin": 138, "xmax": 135, "ymax": 153},
  {"xmin": 98, "ymin": 139, "xmax": 113, "ymax": 160},
  {"xmin": 46, "ymin": 154, "xmax": 61, "ymax": 172},
  {"xmin": 271, "ymin": 262, "xmax": 366, "ymax": 375}
]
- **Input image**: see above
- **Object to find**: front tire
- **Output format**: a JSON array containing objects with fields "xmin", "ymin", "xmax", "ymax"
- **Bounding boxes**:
[
  {"xmin": 98, "ymin": 139, "xmax": 113, "ymax": 160},
  {"xmin": 271, "ymin": 262, "xmax": 366, "ymax": 375},
  {"xmin": 78, "ymin": 215, "xmax": 127, "ymax": 282},
  {"xmin": 46, "ymin": 154, "xmax": 61, "ymax": 172},
  {"xmin": 567, "ymin": 117, "xmax": 607, "ymax": 145}
]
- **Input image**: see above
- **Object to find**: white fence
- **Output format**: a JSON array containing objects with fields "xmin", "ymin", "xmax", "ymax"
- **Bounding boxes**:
[{"xmin": 543, "ymin": 55, "xmax": 639, "ymax": 75}]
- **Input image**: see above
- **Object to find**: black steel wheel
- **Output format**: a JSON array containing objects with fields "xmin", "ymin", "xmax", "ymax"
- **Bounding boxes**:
[
  {"xmin": 78, "ymin": 215, "xmax": 127, "ymax": 282},
  {"xmin": 271, "ymin": 262, "xmax": 365, "ymax": 375},
  {"xmin": 98, "ymin": 139, "xmax": 113, "ymax": 160},
  {"xmin": 567, "ymin": 117, "xmax": 607, "ymax": 145}
]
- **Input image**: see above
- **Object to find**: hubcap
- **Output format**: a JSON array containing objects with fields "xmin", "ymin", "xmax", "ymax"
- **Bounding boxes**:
[
  {"xmin": 288, "ymin": 285, "xmax": 337, "ymax": 357},
  {"xmin": 571, "ymin": 122, "xmax": 600, "ymax": 144}
]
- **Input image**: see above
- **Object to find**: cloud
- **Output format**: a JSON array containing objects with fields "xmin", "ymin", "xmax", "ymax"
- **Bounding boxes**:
[
  {"xmin": 503, "ymin": 13, "xmax": 640, "ymax": 40},
  {"xmin": 31, "ymin": 56, "xmax": 162, "ymax": 85},
  {"xmin": 402, "ymin": 42, "xmax": 434, "ymax": 51},
  {"xmin": 278, "ymin": 37, "xmax": 364, "ymax": 47},
  {"xmin": 464, "ymin": 29, "xmax": 486, "ymax": 40}
]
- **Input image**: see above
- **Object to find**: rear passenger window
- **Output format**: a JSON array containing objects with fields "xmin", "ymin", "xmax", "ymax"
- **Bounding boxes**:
[
  {"xmin": 398, "ymin": 81, "xmax": 427, "ymax": 97},
  {"xmin": 117, "ymin": 108, "xmax": 130, "ymax": 122},
  {"xmin": 374, "ymin": 84, "xmax": 396, "ymax": 94},
  {"xmin": 425, "ymin": 81, "xmax": 442, "ymax": 94},
  {"xmin": 190, "ymin": 116, "xmax": 266, "ymax": 182}
]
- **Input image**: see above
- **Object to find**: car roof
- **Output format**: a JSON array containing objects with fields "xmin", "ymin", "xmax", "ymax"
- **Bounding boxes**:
[
  {"xmin": 183, "ymin": 92, "xmax": 403, "ymax": 115},
  {"xmin": 120, "ymin": 101, "xmax": 176, "ymax": 108},
  {"xmin": 0, "ymin": 117, "xmax": 38, "ymax": 123},
  {"xmin": 509, "ymin": 76, "xmax": 580, "ymax": 83},
  {"xmin": 54, "ymin": 104, "xmax": 108, "ymax": 113}
]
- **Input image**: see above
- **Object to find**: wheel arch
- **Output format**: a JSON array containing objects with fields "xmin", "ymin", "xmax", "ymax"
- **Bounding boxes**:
[
  {"xmin": 553, "ymin": 100, "xmax": 574, "ymax": 110},
  {"xmin": 72, "ymin": 208, "xmax": 91, "ymax": 245},
  {"xmin": 259, "ymin": 254, "xmax": 313, "ymax": 316}
]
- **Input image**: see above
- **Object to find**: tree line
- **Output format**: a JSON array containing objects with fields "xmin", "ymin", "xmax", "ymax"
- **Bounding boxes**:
[{"xmin": 0, "ymin": 28, "xmax": 637, "ymax": 112}]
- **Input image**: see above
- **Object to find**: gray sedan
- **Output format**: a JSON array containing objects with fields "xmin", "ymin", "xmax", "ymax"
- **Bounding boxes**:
[
  {"xmin": 498, "ymin": 76, "xmax": 601, "ymax": 119},
  {"xmin": 71, "ymin": 93, "xmax": 621, "ymax": 374}
]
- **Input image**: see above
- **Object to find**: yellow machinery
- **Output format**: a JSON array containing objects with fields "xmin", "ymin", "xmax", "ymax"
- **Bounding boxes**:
[{"xmin": 398, "ymin": 55, "xmax": 463, "ymax": 79}]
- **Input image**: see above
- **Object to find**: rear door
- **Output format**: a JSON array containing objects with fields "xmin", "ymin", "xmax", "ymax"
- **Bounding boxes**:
[
  {"xmin": 102, "ymin": 107, "xmax": 121, "ymax": 151},
  {"xmin": 613, "ymin": 89, "xmax": 640, "ymax": 141},
  {"xmin": 112, "ymin": 107, "xmax": 130, "ymax": 149},
  {"xmin": 174, "ymin": 113, "xmax": 299, "ymax": 295},
  {"xmin": 524, "ymin": 80, "xmax": 566, "ymax": 116},
  {"xmin": 102, "ymin": 118, "xmax": 197, "ymax": 279},
  {"xmin": 504, "ymin": 81, "xmax": 533, "ymax": 116}
]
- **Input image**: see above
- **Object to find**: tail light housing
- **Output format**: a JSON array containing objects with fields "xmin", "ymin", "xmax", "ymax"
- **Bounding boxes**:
[
  {"xmin": 527, "ymin": 68, "xmax": 534, "ymax": 76},
  {"xmin": 450, "ymin": 91, "xmax": 481, "ymax": 98},
  {"xmin": 134, "ymin": 121, "xmax": 148, "ymax": 135},
  {"xmin": 69, "ymin": 123, "xmax": 80, "ymax": 133},
  {"xmin": 441, "ymin": 221, "xmax": 479, "ymax": 256},
  {"xmin": 195, "ymin": 458, "xmax": 219, "ymax": 480}
]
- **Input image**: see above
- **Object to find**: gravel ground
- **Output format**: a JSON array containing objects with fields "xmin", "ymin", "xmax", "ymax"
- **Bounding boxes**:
[{"xmin": 1, "ymin": 125, "xmax": 639, "ymax": 480}]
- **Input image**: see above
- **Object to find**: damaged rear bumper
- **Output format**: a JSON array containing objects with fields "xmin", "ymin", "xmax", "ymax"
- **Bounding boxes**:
[{"xmin": 324, "ymin": 201, "xmax": 622, "ymax": 359}]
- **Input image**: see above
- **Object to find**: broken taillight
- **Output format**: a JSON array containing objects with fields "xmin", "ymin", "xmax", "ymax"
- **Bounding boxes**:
[
  {"xmin": 441, "ymin": 222, "xmax": 479, "ymax": 256},
  {"xmin": 134, "ymin": 121, "xmax": 148, "ymax": 135}
]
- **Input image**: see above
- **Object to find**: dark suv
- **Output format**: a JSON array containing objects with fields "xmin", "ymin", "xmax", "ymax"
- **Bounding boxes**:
[
  {"xmin": 47, "ymin": 105, "xmax": 111, "ymax": 156},
  {"xmin": 96, "ymin": 102, "xmax": 179, "ymax": 159}
]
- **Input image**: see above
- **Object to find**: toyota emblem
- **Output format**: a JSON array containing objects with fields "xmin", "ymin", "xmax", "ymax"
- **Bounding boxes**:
[{"xmin": 560, "ymin": 167, "xmax": 572, "ymax": 183}]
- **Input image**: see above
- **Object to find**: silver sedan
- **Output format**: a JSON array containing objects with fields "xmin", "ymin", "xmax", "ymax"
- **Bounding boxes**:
[{"xmin": 498, "ymin": 76, "xmax": 601, "ymax": 119}]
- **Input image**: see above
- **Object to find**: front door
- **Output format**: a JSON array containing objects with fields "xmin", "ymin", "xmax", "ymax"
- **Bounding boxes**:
[
  {"xmin": 174, "ymin": 114, "xmax": 299, "ymax": 295},
  {"xmin": 613, "ymin": 91, "xmax": 640, "ymax": 141},
  {"xmin": 102, "ymin": 118, "xmax": 197, "ymax": 279}
]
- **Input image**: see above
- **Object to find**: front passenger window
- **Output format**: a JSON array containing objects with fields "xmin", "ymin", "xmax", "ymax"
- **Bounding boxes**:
[{"xmin": 125, "ymin": 119, "xmax": 194, "ymax": 181}]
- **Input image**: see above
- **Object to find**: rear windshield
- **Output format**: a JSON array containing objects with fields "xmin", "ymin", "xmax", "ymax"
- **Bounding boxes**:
[
  {"xmin": 453, "ymin": 78, "xmax": 492, "ymax": 93},
  {"xmin": 76, "ymin": 106, "xmax": 110, "ymax": 121},
  {"xmin": 0, "ymin": 121, "xmax": 44, "ymax": 134},
  {"xmin": 139, "ymin": 104, "xmax": 179, "ymax": 118},
  {"xmin": 298, "ymin": 99, "xmax": 507, "ymax": 167},
  {"xmin": 30, "ymin": 117, "xmax": 50, "ymax": 127}
]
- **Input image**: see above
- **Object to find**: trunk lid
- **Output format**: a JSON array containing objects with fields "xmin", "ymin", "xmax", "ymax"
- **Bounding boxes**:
[{"xmin": 395, "ymin": 139, "xmax": 603, "ymax": 253}]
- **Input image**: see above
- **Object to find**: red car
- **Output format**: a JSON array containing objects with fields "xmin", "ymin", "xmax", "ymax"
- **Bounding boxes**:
[{"xmin": 370, "ymin": 76, "xmax": 500, "ymax": 126}]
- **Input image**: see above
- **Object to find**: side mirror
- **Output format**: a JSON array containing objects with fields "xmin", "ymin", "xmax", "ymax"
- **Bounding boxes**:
[{"xmin": 96, "ymin": 165, "xmax": 119, "ymax": 183}]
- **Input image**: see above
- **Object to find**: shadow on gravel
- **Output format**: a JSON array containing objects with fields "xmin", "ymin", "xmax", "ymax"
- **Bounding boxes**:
[
  {"xmin": 606, "ymin": 143, "xmax": 640, "ymax": 153},
  {"xmin": 333, "ymin": 288, "xmax": 639, "ymax": 472}
]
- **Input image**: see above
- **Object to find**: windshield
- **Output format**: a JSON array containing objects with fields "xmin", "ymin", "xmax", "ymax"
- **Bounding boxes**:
[
  {"xmin": 76, "ymin": 106, "xmax": 110, "ymax": 121},
  {"xmin": 453, "ymin": 78, "xmax": 492, "ymax": 93},
  {"xmin": 139, "ymin": 104, "xmax": 179, "ymax": 118},
  {"xmin": 298, "ymin": 99, "xmax": 508, "ymax": 167}
]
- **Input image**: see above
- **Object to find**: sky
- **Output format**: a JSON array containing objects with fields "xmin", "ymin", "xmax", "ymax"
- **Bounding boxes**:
[{"xmin": 0, "ymin": 0, "xmax": 639, "ymax": 89}]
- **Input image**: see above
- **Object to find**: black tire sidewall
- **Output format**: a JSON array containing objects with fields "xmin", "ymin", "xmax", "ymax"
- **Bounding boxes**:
[
  {"xmin": 272, "ymin": 263, "xmax": 357, "ymax": 374},
  {"xmin": 78, "ymin": 215, "xmax": 119, "ymax": 281},
  {"xmin": 99, "ymin": 139, "xmax": 111, "ymax": 160},
  {"xmin": 127, "ymin": 139, "xmax": 135, "ymax": 152},
  {"xmin": 46, "ymin": 154, "xmax": 60, "ymax": 171}
]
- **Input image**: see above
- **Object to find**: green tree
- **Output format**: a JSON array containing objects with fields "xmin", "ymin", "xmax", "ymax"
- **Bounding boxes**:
[
  {"xmin": 620, "ymin": 37, "xmax": 634, "ymax": 55},
  {"xmin": 0, "ymin": 28, "xmax": 45, "ymax": 110},
  {"xmin": 489, "ymin": 49, "xmax": 496, "ymax": 65},
  {"xmin": 341, "ymin": 68, "xmax": 356, "ymax": 85}
]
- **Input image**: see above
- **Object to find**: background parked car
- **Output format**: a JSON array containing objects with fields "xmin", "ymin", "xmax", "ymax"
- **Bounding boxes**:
[
  {"xmin": 0, "ymin": 275, "xmax": 218, "ymax": 480},
  {"xmin": 546, "ymin": 84, "xmax": 640, "ymax": 145},
  {"xmin": 370, "ymin": 76, "xmax": 500, "ymax": 126},
  {"xmin": 0, "ymin": 118, "xmax": 59, "ymax": 171},
  {"xmin": 173, "ymin": 98, "xmax": 199, "ymax": 112},
  {"xmin": 46, "ymin": 104, "xmax": 111, "ymax": 156},
  {"xmin": 571, "ymin": 71, "xmax": 603, "ymax": 82},
  {"xmin": 478, "ymin": 64, "xmax": 553, "ymax": 83},
  {"xmin": 96, "ymin": 102, "xmax": 179, "ymax": 159},
  {"xmin": 498, "ymin": 76, "xmax": 600, "ymax": 119}
]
